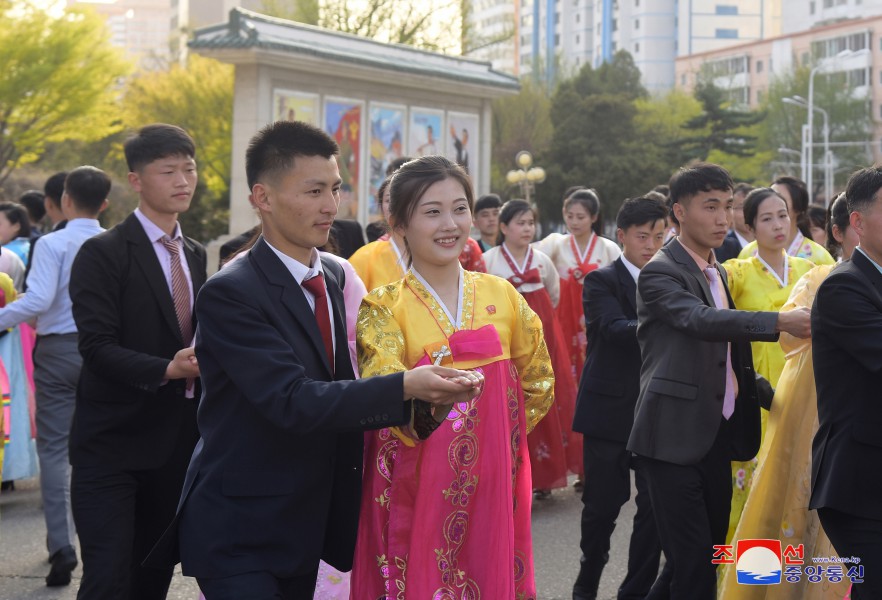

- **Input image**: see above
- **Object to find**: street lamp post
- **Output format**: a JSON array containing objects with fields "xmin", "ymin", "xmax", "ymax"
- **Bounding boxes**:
[
  {"xmin": 506, "ymin": 151, "xmax": 546, "ymax": 207},
  {"xmin": 783, "ymin": 96, "xmax": 831, "ymax": 204}
]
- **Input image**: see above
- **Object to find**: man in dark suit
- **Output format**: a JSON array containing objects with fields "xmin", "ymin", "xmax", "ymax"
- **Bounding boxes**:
[
  {"xmin": 714, "ymin": 182, "xmax": 753, "ymax": 263},
  {"xmin": 69, "ymin": 124, "xmax": 207, "ymax": 600},
  {"xmin": 155, "ymin": 121, "xmax": 481, "ymax": 599},
  {"xmin": 628, "ymin": 163, "xmax": 811, "ymax": 599},
  {"xmin": 811, "ymin": 166, "xmax": 882, "ymax": 599},
  {"xmin": 573, "ymin": 196, "xmax": 668, "ymax": 600}
]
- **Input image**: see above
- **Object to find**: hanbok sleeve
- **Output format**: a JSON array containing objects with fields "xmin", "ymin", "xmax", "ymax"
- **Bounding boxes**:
[
  {"xmin": 779, "ymin": 265, "xmax": 829, "ymax": 357},
  {"xmin": 356, "ymin": 292, "xmax": 428, "ymax": 445},
  {"xmin": 722, "ymin": 258, "xmax": 743, "ymax": 301},
  {"xmin": 539, "ymin": 252, "xmax": 561, "ymax": 307},
  {"xmin": 508, "ymin": 289, "xmax": 554, "ymax": 433}
]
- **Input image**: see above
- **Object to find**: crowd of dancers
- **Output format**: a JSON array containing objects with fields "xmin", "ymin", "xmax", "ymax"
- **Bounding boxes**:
[{"xmin": 0, "ymin": 119, "xmax": 879, "ymax": 600}]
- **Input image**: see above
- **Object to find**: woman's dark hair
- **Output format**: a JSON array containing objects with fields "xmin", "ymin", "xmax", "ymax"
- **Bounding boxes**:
[
  {"xmin": 372, "ymin": 176, "xmax": 393, "ymax": 236},
  {"xmin": 742, "ymin": 187, "xmax": 786, "ymax": 231},
  {"xmin": 0, "ymin": 202, "xmax": 31, "ymax": 239},
  {"xmin": 808, "ymin": 203, "xmax": 827, "ymax": 232},
  {"xmin": 388, "ymin": 156, "xmax": 474, "ymax": 265},
  {"xmin": 826, "ymin": 193, "xmax": 850, "ymax": 257},
  {"xmin": 772, "ymin": 176, "xmax": 811, "ymax": 237},
  {"xmin": 564, "ymin": 188, "xmax": 603, "ymax": 235},
  {"xmin": 496, "ymin": 200, "xmax": 536, "ymax": 244},
  {"xmin": 388, "ymin": 156, "xmax": 474, "ymax": 229}
]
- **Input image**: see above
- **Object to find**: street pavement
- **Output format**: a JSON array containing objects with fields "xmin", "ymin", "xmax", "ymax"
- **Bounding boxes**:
[{"xmin": 0, "ymin": 476, "xmax": 641, "ymax": 600}]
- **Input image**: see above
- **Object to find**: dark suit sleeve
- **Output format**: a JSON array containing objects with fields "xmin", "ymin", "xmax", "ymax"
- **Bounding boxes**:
[
  {"xmin": 195, "ymin": 274, "xmax": 408, "ymax": 434},
  {"xmin": 70, "ymin": 236, "xmax": 170, "ymax": 392},
  {"xmin": 584, "ymin": 269, "xmax": 636, "ymax": 344},
  {"xmin": 814, "ymin": 272, "xmax": 882, "ymax": 373},
  {"xmin": 638, "ymin": 259, "xmax": 779, "ymax": 343}
]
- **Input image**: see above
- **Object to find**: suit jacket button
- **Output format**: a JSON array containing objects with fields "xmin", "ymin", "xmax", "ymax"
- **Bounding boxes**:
[
  {"xmin": 381, "ymin": 414, "xmax": 389, "ymax": 421},
  {"xmin": 367, "ymin": 416, "xmax": 374, "ymax": 424},
  {"xmin": 360, "ymin": 419, "xmax": 367, "ymax": 425}
]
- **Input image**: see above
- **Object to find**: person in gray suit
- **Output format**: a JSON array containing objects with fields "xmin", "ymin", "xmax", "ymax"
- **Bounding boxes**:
[{"xmin": 627, "ymin": 163, "xmax": 811, "ymax": 599}]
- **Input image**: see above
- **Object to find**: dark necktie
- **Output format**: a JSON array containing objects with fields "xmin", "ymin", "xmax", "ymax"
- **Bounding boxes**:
[
  {"xmin": 302, "ymin": 273, "xmax": 334, "ymax": 373},
  {"xmin": 161, "ymin": 236, "xmax": 193, "ymax": 345}
]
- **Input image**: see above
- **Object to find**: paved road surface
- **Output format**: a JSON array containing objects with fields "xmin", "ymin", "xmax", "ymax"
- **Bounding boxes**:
[{"xmin": 0, "ymin": 477, "xmax": 641, "ymax": 599}]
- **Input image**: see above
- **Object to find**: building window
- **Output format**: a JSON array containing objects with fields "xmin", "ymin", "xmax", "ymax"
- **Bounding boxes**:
[
  {"xmin": 635, "ymin": 42, "xmax": 640, "ymax": 52},
  {"xmin": 576, "ymin": 34, "xmax": 580, "ymax": 44},
  {"xmin": 810, "ymin": 1, "xmax": 815, "ymax": 14},
  {"xmin": 555, "ymin": 33, "xmax": 560, "ymax": 46},
  {"xmin": 555, "ymin": 12, "xmax": 560, "ymax": 24},
  {"xmin": 636, "ymin": 0, "xmax": 639, "ymax": 5},
  {"xmin": 613, "ymin": 19, "xmax": 618, "ymax": 31},
  {"xmin": 715, "ymin": 29, "xmax": 738, "ymax": 39},
  {"xmin": 716, "ymin": 5, "xmax": 738, "ymax": 14},
  {"xmin": 757, "ymin": 90, "xmax": 764, "ymax": 103},
  {"xmin": 576, "ymin": 13, "xmax": 580, "ymax": 23},
  {"xmin": 635, "ymin": 18, "xmax": 640, "ymax": 29},
  {"xmin": 612, "ymin": 41, "xmax": 617, "ymax": 51},
  {"xmin": 879, "ymin": 104, "xmax": 882, "ymax": 119},
  {"xmin": 757, "ymin": 60, "xmax": 763, "ymax": 73},
  {"xmin": 681, "ymin": 73, "xmax": 687, "ymax": 85}
]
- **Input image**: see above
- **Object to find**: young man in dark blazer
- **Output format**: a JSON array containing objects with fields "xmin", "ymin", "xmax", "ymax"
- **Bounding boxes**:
[
  {"xmin": 811, "ymin": 166, "xmax": 882, "ymax": 599},
  {"xmin": 714, "ymin": 182, "xmax": 753, "ymax": 263},
  {"xmin": 69, "ymin": 124, "xmax": 207, "ymax": 599},
  {"xmin": 627, "ymin": 163, "xmax": 811, "ymax": 599},
  {"xmin": 152, "ymin": 121, "xmax": 481, "ymax": 599},
  {"xmin": 573, "ymin": 196, "xmax": 668, "ymax": 600}
]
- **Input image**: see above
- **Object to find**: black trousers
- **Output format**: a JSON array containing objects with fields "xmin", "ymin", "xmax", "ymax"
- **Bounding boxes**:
[
  {"xmin": 641, "ymin": 418, "xmax": 732, "ymax": 600},
  {"xmin": 71, "ymin": 435, "xmax": 194, "ymax": 600},
  {"xmin": 818, "ymin": 507, "xmax": 882, "ymax": 600},
  {"xmin": 198, "ymin": 569, "xmax": 319, "ymax": 600},
  {"xmin": 578, "ymin": 437, "xmax": 662, "ymax": 599}
]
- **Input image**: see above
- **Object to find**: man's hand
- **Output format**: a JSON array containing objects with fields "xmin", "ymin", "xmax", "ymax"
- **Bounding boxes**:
[
  {"xmin": 165, "ymin": 347, "xmax": 200, "ymax": 380},
  {"xmin": 776, "ymin": 307, "xmax": 811, "ymax": 339},
  {"xmin": 403, "ymin": 365, "xmax": 484, "ymax": 405}
]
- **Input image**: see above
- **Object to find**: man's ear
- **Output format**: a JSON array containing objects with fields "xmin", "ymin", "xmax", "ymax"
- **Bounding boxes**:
[
  {"xmin": 672, "ymin": 201, "xmax": 686, "ymax": 223},
  {"xmin": 127, "ymin": 171, "xmax": 141, "ymax": 194},
  {"xmin": 251, "ymin": 183, "xmax": 271, "ymax": 213}
]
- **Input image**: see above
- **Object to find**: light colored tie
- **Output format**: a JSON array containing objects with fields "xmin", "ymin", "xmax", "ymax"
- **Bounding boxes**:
[
  {"xmin": 704, "ymin": 266, "xmax": 736, "ymax": 420},
  {"xmin": 161, "ymin": 236, "xmax": 193, "ymax": 345}
]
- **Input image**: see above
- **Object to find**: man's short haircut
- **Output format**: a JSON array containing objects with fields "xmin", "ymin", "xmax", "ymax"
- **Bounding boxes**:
[
  {"xmin": 0, "ymin": 202, "xmax": 31, "ymax": 238},
  {"xmin": 617, "ymin": 195, "xmax": 669, "ymax": 231},
  {"xmin": 733, "ymin": 182, "xmax": 753, "ymax": 197},
  {"xmin": 245, "ymin": 120, "xmax": 339, "ymax": 191},
  {"xmin": 64, "ymin": 166, "xmax": 111, "ymax": 214},
  {"xmin": 19, "ymin": 190, "xmax": 46, "ymax": 223},
  {"xmin": 474, "ymin": 193, "xmax": 502, "ymax": 213},
  {"xmin": 44, "ymin": 172, "xmax": 68, "ymax": 207},
  {"xmin": 845, "ymin": 165, "xmax": 882, "ymax": 214},
  {"xmin": 123, "ymin": 124, "xmax": 196, "ymax": 173},
  {"xmin": 668, "ymin": 162, "xmax": 734, "ymax": 206}
]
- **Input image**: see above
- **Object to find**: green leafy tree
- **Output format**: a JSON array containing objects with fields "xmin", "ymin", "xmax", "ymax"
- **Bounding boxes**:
[
  {"xmin": 543, "ymin": 52, "xmax": 666, "ymax": 226},
  {"xmin": 678, "ymin": 81, "xmax": 765, "ymax": 162},
  {"xmin": 634, "ymin": 89, "xmax": 703, "ymax": 181},
  {"xmin": 261, "ymin": 0, "xmax": 460, "ymax": 53},
  {"xmin": 0, "ymin": 1, "xmax": 131, "ymax": 185},
  {"xmin": 118, "ymin": 55, "xmax": 234, "ymax": 242},
  {"xmin": 490, "ymin": 80, "xmax": 552, "ymax": 197}
]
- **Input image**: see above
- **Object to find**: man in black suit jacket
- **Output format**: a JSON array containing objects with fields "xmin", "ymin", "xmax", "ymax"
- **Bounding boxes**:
[
  {"xmin": 628, "ymin": 164, "xmax": 811, "ymax": 599},
  {"xmin": 152, "ymin": 121, "xmax": 480, "ymax": 599},
  {"xmin": 69, "ymin": 125, "xmax": 207, "ymax": 599},
  {"xmin": 714, "ymin": 182, "xmax": 753, "ymax": 263},
  {"xmin": 811, "ymin": 166, "xmax": 882, "ymax": 599},
  {"xmin": 573, "ymin": 196, "xmax": 668, "ymax": 600}
]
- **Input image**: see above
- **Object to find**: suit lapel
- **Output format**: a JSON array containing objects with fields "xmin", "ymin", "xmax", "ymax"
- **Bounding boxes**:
[
  {"xmin": 851, "ymin": 249, "xmax": 882, "ymax": 303},
  {"xmin": 667, "ymin": 239, "xmax": 716, "ymax": 306},
  {"xmin": 613, "ymin": 258, "xmax": 638, "ymax": 316},
  {"xmin": 125, "ymin": 215, "xmax": 184, "ymax": 345},
  {"xmin": 321, "ymin": 256, "xmax": 355, "ymax": 380},
  {"xmin": 250, "ymin": 238, "xmax": 334, "ymax": 377}
]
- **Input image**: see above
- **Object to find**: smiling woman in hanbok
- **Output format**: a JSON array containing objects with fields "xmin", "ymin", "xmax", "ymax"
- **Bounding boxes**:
[{"xmin": 351, "ymin": 156, "xmax": 553, "ymax": 600}]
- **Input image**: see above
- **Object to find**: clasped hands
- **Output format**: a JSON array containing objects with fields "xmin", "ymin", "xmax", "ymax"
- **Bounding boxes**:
[{"xmin": 402, "ymin": 365, "xmax": 484, "ymax": 407}]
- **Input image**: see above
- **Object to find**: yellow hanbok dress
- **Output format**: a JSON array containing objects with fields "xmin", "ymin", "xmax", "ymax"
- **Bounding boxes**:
[
  {"xmin": 351, "ymin": 269, "xmax": 553, "ymax": 599},
  {"xmin": 722, "ymin": 255, "xmax": 814, "ymax": 544},
  {"xmin": 347, "ymin": 238, "xmax": 406, "ymax": 294},
  {"xmin": 738, "ymin": 233, "xmax": 835, "ymax": 266},
  {"xmin": 718, "ymin": 264, "xmax": 848, "ymax": 599}
]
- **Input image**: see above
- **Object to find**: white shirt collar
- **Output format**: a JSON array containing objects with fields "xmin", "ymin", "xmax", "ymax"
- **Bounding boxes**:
[
  {"xmin": 134, "ymin": 207, "xmax": 182, "ymax": 242},
  {"xmin": 620, "ymin": 255, "xmax": 641, "ymax": 283},
  {"xmin": 733, "ymin": 229, "xmax": 750, "ymax": 249},
  {"xmin": 264, "ymin": 240, "xmax": 323, "ymax": 285}
]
